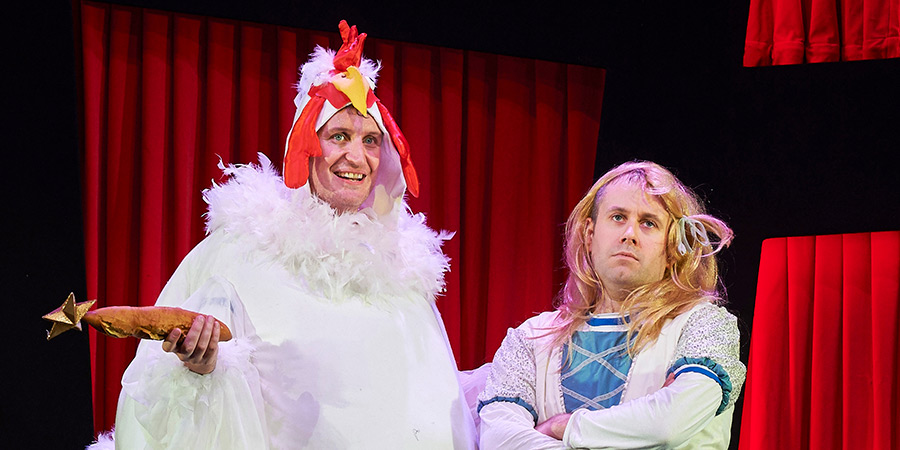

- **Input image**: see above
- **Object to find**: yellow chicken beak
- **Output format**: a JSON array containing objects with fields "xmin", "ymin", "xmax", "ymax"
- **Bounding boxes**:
[{"xmin": 332, "ymin": 66, "xmax": 369, "ymax": 116}]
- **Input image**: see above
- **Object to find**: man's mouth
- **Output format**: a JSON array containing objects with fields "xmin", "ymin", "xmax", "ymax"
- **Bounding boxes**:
[
  {"xmin": 335, "ymin": 171, "xmax": 365, "ymax": 181},
  {"xmin": 613, "ymin": 251, "xmax": 638, "ymax": 260}
]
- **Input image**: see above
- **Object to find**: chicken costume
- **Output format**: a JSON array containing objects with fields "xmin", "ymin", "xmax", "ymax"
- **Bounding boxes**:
[{"xmin": 99, "ymin": 21, "xmax": 477, "ymax": 449}]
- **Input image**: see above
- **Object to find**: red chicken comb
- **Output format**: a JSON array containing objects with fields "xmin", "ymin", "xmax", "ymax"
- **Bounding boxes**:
[{"xmin": 333, "ymin": 20, "xmax": 367, "ymax": 72}]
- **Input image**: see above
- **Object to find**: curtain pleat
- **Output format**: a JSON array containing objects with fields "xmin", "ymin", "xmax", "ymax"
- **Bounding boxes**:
[
  {"xmin": 739, "ymin": 231, "xmax": 900, "ymax": 450},
  {"xmin": 78, "ymin": 1, "xmax": 605, "ymax": 434},
  {"xmin": 808, "ymin": 235, "xmax": 843, "ymax": 449},
  {"xmin": 870, "ymin": 232, "xmax": 900, "ymax": 449},
  {"xmin": 744, "ymin": 0, "xmax": 900, "ymax": 66}
]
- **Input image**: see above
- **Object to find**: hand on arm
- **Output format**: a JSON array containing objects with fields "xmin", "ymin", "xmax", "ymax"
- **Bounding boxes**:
[
  {"xmin": 535, "ymin": 413, "xmax": 572, "ymax": 440},
  {"xmin": 162, "ymin": 314, "xmax": 220, "ymax": 374}
]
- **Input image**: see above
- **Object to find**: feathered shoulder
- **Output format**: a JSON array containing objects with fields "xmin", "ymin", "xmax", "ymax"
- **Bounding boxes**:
[{"xmin": 202, "ymin": 154, "xmax": 451, "ymax": 306}]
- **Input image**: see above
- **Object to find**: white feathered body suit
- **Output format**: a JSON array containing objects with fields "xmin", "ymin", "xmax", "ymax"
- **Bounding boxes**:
[
  {"xmin": 110, "ymin": 156, "xmax": 476, "ymax": 449},
  {"xmin": 103, "ymin": 22, "xmax": 476, "ymax": 448}
]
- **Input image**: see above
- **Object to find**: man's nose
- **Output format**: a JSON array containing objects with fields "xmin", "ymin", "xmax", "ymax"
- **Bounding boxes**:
[
  {"xmin": 620, "ymin": 222, "xmax": 637, "ymax": 244},
  {"xmin": 343, "ymin": 139, "xmax": 366, "ymax": 165}
]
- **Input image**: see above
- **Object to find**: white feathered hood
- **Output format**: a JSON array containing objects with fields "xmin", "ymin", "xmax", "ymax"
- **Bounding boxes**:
[{"xmin": 282, "ymin": 21, "xmax": 419, "ymax": 214}]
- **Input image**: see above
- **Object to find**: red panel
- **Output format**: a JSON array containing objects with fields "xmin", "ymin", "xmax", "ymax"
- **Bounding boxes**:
[
  {"xmin": 786, "ymin": 236, "xmax": 815, "ymax": 450},
  {"xmin": 808, "ymin": 234, "xmax": 843, "ymax": 449},
  {"xmin": 869, "ymin": 232, "xmax": 900, "ymax": 449},
  {"xmin": 80, "ymin": 0, "xmax": 107, "ymax": 432},
  {"xmin": 101, "ymin": 5, "xmax": 142, "ymax": 432},
  {"xmin": 841, "ymin": 233, "xmax": 874, "ymax": 449},
  {"xmin": 172, "ymin": 15, "xmax": 202, "ymax": 252},
  {"xmin": 139, "ymin": 10, "xmax": 171, "ymax": 308},
  {"xmin": 741, "ymin": 237, "xmax": 790, "ymax": 449},
  {"xmin": 743, "ymin": 0, "xmax": 900, "ymax": 66},
  {"xmin": 205, "ymin": 19, "xmax": 236, "ymax": 172},
  {"xmin": 806, "ymin": 0, "xmax": 841, "ymax": 63},
  {"xmin": 460, "ymin": 51, "xmax": 494, "ymax": 365},
  {"xmin": 741, "ymin": 231, "xmax": 900, "ymax": 450}
]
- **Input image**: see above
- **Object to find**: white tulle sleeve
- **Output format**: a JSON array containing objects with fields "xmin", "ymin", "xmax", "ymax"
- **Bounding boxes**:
[{"xmin": 113, "ymin": 275, "xmax": 269, "ymax": 449}]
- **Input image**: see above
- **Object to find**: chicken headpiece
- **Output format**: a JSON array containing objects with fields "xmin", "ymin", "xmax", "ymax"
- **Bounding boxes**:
[{"xmin": 283, "ymin": 20, "xmax": 420, "ymax": 208}]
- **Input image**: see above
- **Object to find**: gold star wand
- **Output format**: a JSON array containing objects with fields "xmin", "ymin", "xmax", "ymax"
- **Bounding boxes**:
[
  {"xmin": 42, "ymin": 293, "xmax": 96, "ymax": 340},
  {"xmin": 42, "ymin": 293, "xmax": 233, "ymax": 342}
]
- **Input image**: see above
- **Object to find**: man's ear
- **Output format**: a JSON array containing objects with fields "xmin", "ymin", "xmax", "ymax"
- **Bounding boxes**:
[
  {"xmin": 584, "ymin": 218, "xmax": 594, "ymax": 248},
  {"xmin": 307, "ymin": 156, "xmax": 318, "ymax": 195}
]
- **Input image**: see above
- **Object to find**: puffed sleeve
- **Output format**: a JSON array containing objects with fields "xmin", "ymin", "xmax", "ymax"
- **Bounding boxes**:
[
  {"xmin": 112, "ymin": 235, "xmax": 270, "ymax": 449},
  {"xmin": 668, "ymin": 303, "xmax": 746, "ymax": 414},
  {"xmin": 478, "ymin": 327, "xmax": 565, "ymax": 450}
]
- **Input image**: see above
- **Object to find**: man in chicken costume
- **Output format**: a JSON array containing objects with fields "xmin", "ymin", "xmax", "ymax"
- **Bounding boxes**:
[{"xmin": 96, "ymin": 21, "xmax": 477, "ymax": 449}]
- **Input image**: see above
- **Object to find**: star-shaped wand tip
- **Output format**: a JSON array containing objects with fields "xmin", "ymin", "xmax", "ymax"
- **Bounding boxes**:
[{"xmin": 42, "ymin": 293, "xmax": 96, "ymax": 340}]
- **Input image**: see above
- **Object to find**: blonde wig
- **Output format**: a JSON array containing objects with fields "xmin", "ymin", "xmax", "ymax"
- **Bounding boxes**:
[{"xmin": 553, "ymin": 161, "xmax": 733, "ymax": 356}]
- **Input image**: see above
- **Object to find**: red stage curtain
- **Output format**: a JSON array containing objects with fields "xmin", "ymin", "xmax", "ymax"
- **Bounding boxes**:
[
  {"xmin": 739, "ymin": 231, "xmax": 900, "ymax": 450},
  {"xmin": 744, "ymin": 0, "xmax": 900, "ymax": 65},
  {"xmin": 78, "ymin": 1, "xmax": 605, "ymax": 433}
]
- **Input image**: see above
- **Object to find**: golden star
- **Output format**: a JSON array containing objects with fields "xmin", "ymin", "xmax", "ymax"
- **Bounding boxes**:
[{"xmin": 42, "ymin": 293, "xmax": 96, "ymax": 340}]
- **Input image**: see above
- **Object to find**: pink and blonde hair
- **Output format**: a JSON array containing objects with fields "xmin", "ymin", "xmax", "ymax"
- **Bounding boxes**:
[{"xmin": 553, "ymin": 161, "xmax": 733, "ymax": 355}]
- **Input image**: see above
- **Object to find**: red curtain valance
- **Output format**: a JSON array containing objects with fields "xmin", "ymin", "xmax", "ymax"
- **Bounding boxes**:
[
  {"xmin": 744, "ymin": 0, "xmax": 900, "ymax": 66},
  {"xmin": 739, "ymin": 231, "xmax": 900, "ymax": 449},
  {"xmin": 78, "ymin": 0, "xmax": 605, "ymax": 434}
]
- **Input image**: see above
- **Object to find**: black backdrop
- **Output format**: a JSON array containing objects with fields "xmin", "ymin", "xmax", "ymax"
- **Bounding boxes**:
[{"xmin": 5, "ymin": 1, "xmax": 899, "ymax": 448}]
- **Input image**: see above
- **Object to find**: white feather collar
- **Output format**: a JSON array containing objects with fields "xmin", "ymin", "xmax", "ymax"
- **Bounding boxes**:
[{"xmin": 202, "ymin": 154, "xmax": 451, "ymax": 306}]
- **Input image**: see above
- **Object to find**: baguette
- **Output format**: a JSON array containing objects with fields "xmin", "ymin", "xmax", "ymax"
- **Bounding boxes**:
[{"xmin": 80, "ymin": 306, "xmax": 233, "ymax": 342}]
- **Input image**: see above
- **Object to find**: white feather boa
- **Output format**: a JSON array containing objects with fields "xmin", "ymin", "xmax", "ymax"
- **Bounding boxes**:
[{"xmin": 202, "ymin": 154, "xmax": 452, "ymax": 306}]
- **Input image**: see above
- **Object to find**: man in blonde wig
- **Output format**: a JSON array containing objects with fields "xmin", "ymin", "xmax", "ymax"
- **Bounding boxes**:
[{"xmin": 478, "ymin": 161, "xmax": 745, "ymax": 449}]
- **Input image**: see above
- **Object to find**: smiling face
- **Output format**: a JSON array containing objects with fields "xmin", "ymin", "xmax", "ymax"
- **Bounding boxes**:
[
  {"xmin": 309, "ymin": 107, "xmax": 383, "ymax": 213},
  {"xmin": 585, "ymin": 179, "xmax": 671, "ymax": 301}
]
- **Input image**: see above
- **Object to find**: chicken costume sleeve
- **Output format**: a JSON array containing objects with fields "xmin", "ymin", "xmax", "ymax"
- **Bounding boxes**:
[{"xmin": 114, "ymin": 258, "xmax": 268, "ymax": 449}]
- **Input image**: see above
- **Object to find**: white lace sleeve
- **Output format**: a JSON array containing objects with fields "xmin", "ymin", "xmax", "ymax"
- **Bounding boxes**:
[
  {"xmin": 478, "ymin": 328, "xmax": 538, "ymax": 421},
  {"xmin": 478, "ymin": 327, "xmax": 566, "ymax": 449},
  {"xmin": 670, "ymin": 303, "xmax": 746, "ymax": 413}
]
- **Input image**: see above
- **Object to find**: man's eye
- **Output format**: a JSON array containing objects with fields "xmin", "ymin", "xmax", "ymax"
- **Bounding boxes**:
[
  {"xmin": 643, "ymin": 220, "xmax": 657, "ymax": 228},
  {"xmin": 612, "ymin": 214, "xmax": 624, "ymax": 222},
  {"xmin": 363, "ymin": 136, "xmax": 377, "ymax": 145},
  {"xmin": 332, "ymin": 134, "xmax": 346, "ymax": 142}
]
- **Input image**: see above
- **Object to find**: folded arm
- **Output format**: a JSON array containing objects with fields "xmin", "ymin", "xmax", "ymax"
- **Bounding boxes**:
[
  {"xmin": 565, "ymin": 303, "xmax": 746, "ymax": 448},
  {"xmin": 563, "ymin": 371, "xmax": 721, "ymax": 448}
]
